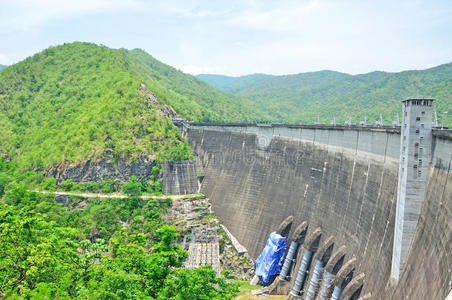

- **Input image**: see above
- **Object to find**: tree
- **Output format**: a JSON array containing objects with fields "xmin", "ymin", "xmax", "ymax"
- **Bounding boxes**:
[
  {"xmin": 0, "ymin": 161, "xmax": 240, "ymax": 298},
  {"xmin": 40, "ymin": 177, "xmax": 56, "ymax": 191},
  {"xmin": 157, "ymin": 266, "xmax": 239, "ymax": 299},
  {"xmin": 122, "ymin": 176, "xmax": 142, "ymax": 197},
  {"xmin": 0, "ymin": 205, "xmax": 76, "ymax": 297}
]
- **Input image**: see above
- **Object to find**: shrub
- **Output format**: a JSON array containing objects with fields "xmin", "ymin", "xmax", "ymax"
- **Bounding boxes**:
[
  {"xmin": 40, "ymin": 177, "xmax": 56, "ymax": 191},
  {"xmin": 60, "ymin": 179, "xmax": 74, "ymax": 191},
  {"xmin": 122, "ymin": 176, "xmax": 142, "ymax": 197}
]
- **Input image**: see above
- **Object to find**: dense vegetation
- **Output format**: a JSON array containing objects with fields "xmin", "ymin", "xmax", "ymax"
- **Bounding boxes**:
[
  {"xmin": 126, "ymin": 49, "xmax": 267, "ymax": 122},
  {"xmin": 0, "ymin": 159, "xmax": 239, "ymax": 299},
  {"xmin": 198, "ymin": 63, "xmax": 452, "ymax": 125},
  {"xmin": 0, "ymin": 42, "xmax": 267, "ymax": 172},
  {"xmin": 0, "ymin": 44, "xmax": 258, "ymax": 297}
]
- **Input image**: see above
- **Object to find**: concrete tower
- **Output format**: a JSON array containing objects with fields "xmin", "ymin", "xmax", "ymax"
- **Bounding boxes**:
[{"xmin": 391, "ymin": 98, "xmax": 434, "ymax": 280}]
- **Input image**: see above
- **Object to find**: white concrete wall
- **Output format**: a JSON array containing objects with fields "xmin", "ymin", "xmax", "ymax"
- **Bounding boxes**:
[
  {"xmin": 190, "ymin": 124, "xmax": 401, "ymax": 162},
  {"xmin": 391, "ymin": 99, "xmax": 433, "ymax": 279}
]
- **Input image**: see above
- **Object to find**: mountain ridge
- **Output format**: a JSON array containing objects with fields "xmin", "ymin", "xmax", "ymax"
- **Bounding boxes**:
[
  {"xmin": 197, "ymin": 63, "xmax": 452, "ymax": 81},
  {"xmin": 197, "ymin": 62, "xmax": 452, "ymax": 125},
  {"xmin": 0, "ymin": 42, "xmax": 267, "ymax": 171}
]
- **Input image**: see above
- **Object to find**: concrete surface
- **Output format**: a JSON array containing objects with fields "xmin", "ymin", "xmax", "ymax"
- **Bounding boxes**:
[
  {"xmin": 162, "ymin": 160, "xmax": 198, "ymax": 194},
  {"xmin": 185, "ymin": 125, "xmax": 452, "ymax": 299}
]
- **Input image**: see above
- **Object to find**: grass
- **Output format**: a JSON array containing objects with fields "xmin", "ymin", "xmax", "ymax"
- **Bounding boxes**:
[{"xmin": 234, "ymin": 280, "xmax": 287, "ymax": 300}]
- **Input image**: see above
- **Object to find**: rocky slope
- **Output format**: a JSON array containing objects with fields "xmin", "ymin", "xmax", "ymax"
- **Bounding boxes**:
[{"xmin": 166, "ymin": 194, "xmax": 254, "ymax": 279}]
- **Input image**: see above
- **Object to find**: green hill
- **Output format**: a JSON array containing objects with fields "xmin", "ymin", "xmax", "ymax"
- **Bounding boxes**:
[
  {"xmin": 197, "ymin": 73, "xmax": 272, "ymax": 92},
  {"xmin": 198, "ymin": 64, "xmax": 452, "ymax": 125},
  {"xmin": 0, "ymin": 42, "xmax": 266, "ymax": 171},
  {"xmin": 0, "ymin": 65, "xmax": 6, "ymax": 72}
]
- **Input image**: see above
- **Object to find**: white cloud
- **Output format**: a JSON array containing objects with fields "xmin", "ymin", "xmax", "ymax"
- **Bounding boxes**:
[
  {"xmin": 0, "ymin": 0, "xmax": 142, "ymax": 34},
  {"xmin": 0, "ymin": 0, "xmax": 450, "ymax": 75},
  {"xmin": 229, "ymin": 0, "xmax": 327, "ymax": 32},
  {"xmin": 0, "ymin": 53, "xmax": 9, "ymax": 65},
  {"xmin": 216, "ymin": 0, "xmax": 452, "ymax": 74},
  {"xmin": 0, "ymin": 0, "xmax": 233, "ymax": 35}
]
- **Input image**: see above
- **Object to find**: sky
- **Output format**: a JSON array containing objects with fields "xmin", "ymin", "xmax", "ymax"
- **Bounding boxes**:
[{"xmin": 0, "ymin": 0, "xmax": 451, "ymax": 76}]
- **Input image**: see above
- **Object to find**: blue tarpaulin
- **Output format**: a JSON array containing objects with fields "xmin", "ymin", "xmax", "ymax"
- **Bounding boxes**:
[{"xmin": 254, "ymin": 231, "xmax": 287, "ymax": 284}]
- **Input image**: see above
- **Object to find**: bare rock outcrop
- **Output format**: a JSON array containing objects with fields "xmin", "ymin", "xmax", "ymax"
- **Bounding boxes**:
[{"xmin": 46, "ymin": 156, "xmax": 156, "ymax": 183}]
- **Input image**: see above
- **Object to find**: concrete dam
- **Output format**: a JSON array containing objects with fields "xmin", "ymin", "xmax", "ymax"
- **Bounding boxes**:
[{"xmin": 172, "ymin": 99, "xmax": 451, "ymax": 299}]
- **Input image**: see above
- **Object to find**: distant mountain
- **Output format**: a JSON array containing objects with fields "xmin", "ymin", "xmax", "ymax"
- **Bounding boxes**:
[
  {"xmin": 0, "ymin": 42, "xmax": 267, "ymax": 170},
  {"xmin": 196, "ymin": 73, "xmax": 273, "ymax": 92},
  {"xmin": 0, "ymin": 65, "xmax": 6, "ymax": 71},
  {"xmin": 198, "ymin": 64, "xmax": 452, "ymax": 125}
]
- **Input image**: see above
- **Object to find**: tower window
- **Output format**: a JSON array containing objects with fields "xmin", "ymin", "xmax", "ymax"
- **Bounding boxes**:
[
  {"xmin": 421, "ymin": 111, "xmax": 425, "ymax": 115},
  {"xmin": 416, "ymin": 129, "xmax": 419, "ymax": 134},
  {"xmin": 416, "ymin": 117, "xmax": 421, "ymax": 121},
  {"xmin": 421, "ymin": 124, "xmax": 424, "ymax": 129}
]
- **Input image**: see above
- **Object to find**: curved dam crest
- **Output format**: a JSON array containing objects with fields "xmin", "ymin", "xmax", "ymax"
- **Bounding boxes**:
[{"xmin": 183, "ymin": 121, "xmax": 451, "ymax": 299}]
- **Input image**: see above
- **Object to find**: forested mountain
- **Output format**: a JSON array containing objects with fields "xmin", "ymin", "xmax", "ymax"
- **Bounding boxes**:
[
  {"xmin": 0, "ymin": 42, "xmax": 267, "ymax": 171},
  {"xmin": 198, "ymin": 63, "xmax": 452, "ymax": 125},
  {"xmin": 0, "ymin": 64, "xmax": 6, "ymax": 71},
  {"xmin": 197, "ymin": 73, "xmax": 272, "ymax": 92},
  {"xmin": 0, "ymin": 43, "xmax": 245, "ymax": 298},
  {"xmin": 2, "ymin": 41, "xmax": 449, "ymax": 173}
]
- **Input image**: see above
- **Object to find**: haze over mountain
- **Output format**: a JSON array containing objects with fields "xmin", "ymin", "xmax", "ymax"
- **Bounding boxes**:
[
  {"xmin": 0, "ymin": 42, "xmax": 266, "ymax": 171},
  {"xmin": 0, "ymin": 65, "xmax": 6, "ymax": 72},
  {"xmin": 198, "ymin": 63, "xmax": 452, "ymax": 125}
]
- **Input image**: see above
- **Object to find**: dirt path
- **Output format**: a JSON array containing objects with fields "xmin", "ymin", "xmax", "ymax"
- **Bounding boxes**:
[{"xmin": 32, "ymin": 189, "xmax": 203, "ymax": 200}]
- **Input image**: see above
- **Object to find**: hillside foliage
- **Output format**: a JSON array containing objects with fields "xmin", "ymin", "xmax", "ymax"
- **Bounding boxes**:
[
  {"xmin": 198, "ymin": 64, "xmax": 452, "ymax": 125},
  {"xmin": 0, "ymin": 42, "xmax": 266, "ymax": 171},
  {"xmin": 126, "ymin": 49, "xmax": 267, "ymax": 122},
  {"xmin": 0, "ymin": 161, "xmax": 239, "ymax": 299}
]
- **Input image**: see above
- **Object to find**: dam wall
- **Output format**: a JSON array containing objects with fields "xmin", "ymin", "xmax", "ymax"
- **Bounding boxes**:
[
  {"xmin": 190, "ymin": 123, "xmax": 401, "ymax": 159},
  {"xmin": 187, "ymin": 126, "xmax": 400, "ymax": 296},
  {"xmin": 186, "ymin": 124, "xmax": 452, "ymax": 299}
]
